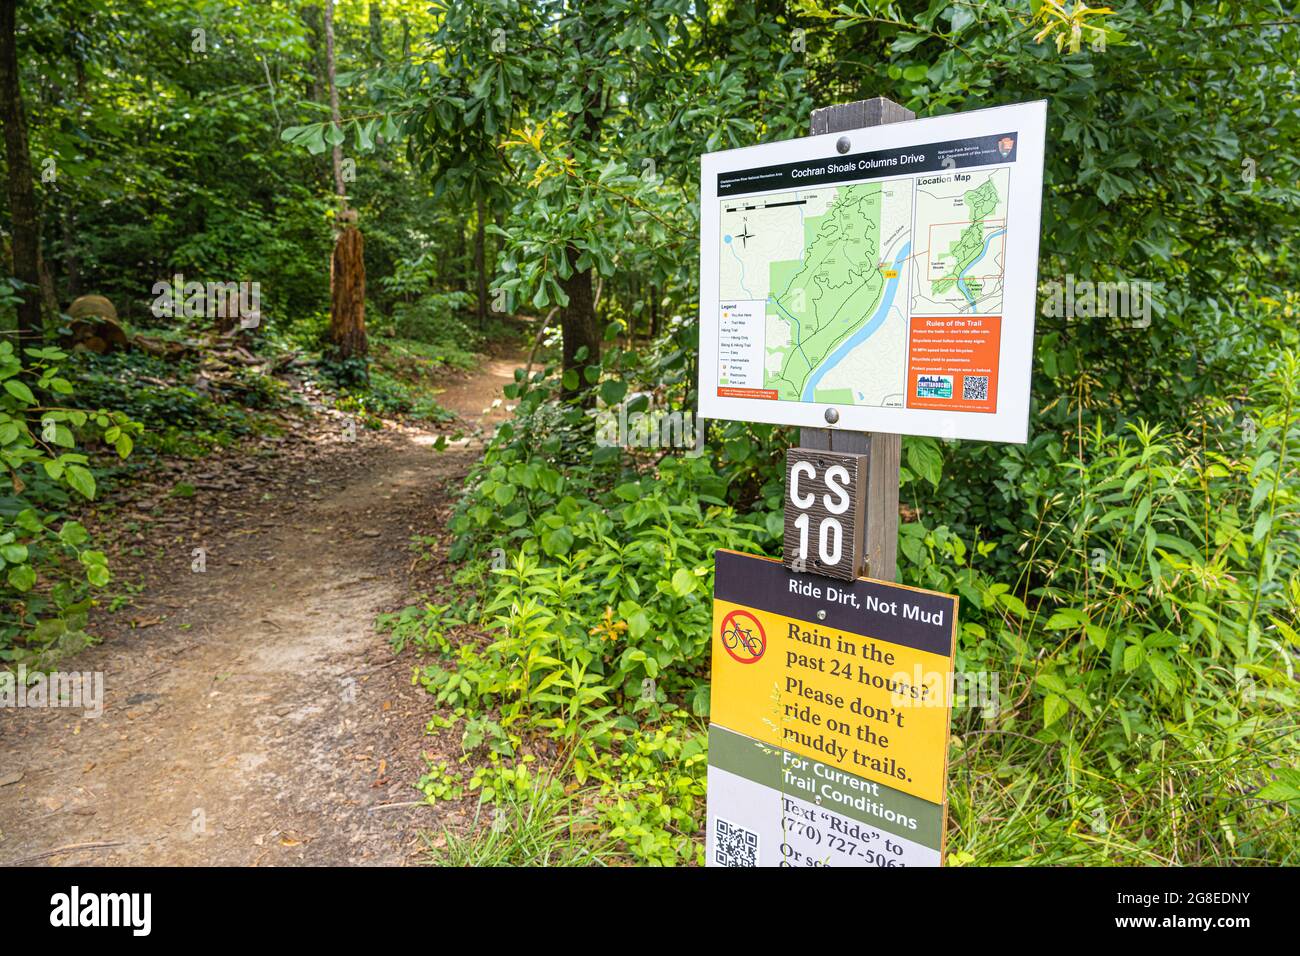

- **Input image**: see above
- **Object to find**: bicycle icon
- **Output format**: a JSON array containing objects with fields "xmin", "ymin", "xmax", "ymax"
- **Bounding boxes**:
[{"xmin": 719, "ymin": 610, "xmax": 766, "ymax": 664}]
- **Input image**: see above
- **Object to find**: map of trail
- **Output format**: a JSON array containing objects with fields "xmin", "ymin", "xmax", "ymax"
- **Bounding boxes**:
[
  {"xmin": 719, "ymin": 179, "xmax": 914, "ymax": 406},
  {"xmin": 717, "ymin": 165, "xmax": 1010, "ymax": 408},
  {"xmin": 707, "ymin": 109, "xmax": 1042, "ymax": 438}
]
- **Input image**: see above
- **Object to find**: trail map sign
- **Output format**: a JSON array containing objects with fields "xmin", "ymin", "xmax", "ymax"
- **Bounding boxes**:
[
  {"xmin": 698, "ymin": 101, "xmax": 1047, "ymax": 443},
  {"xmin": 706, "ymin": 550, "xmax": 957, "ymax": 867}
]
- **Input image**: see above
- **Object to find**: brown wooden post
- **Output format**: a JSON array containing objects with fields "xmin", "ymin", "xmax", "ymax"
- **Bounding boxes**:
[{"xmin": 798, "ymin": 97, "xmax": 914, "ymax": 583}]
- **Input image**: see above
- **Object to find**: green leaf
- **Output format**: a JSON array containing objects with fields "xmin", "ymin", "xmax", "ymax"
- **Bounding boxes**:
[
  {"xmin": 4, "ymin": 380, "xmax": 34, "ymax": 404},
  {"xmin": 541, "ymin": 527, "xmax": 574, "ymax": 556},
  {"xmin": 627, "ymin": 609, "xmax": 650, "ymax": 639},
  {"xmin": 891, "ymin": 33, "xmax": 928, "ymax": 53},
  {"xmin": 7, "ymin": 563, "xmax": 35, "ymax": 592},
  {"xmin": 1043, "ymin": 693, "xmax": 1068, "ymax": 728},
  {"xmin": 689, "ymin": 682, "xmax": 711, "ymax": 717},
  {"xmin": 59, "ymin": 521, "xmax": 89, "ymax": 546},
  {"xmin": 356, "ymin": 119, "xmax": 375, "ymax": 151},
  {"xmin": 906, "ymin": 437, "xmax": 943, "ymax": 488},
  {"xmin": 65, "ymin": 464, "xmax": 97, "ymax": 500},
  {"xmin": 1035, "ymin": 671, "xmax": 1068, "ymax": 694},
  {"xmin": 1147, "ymin": 652, "xmax": 1180, "ymax": 694},
  {"xmin": 670, "ymin": 568, "xmax": 697, "ymax": 597},
  {"xmin": 600, "ymin": 379, "xmax": 628, "ymax": 405},
  {"xmin": 1084, "ymin": 624, "xmax": 1108, "ymax": 651},
  {"xmin": 998, "ymin": 591, "xmax": 1029, "ymax": 618},
  {"xmin": 950, "ymin": 6, "xmax": 976, "ymax": 33},
  {"xmin": 1255, "ymin": 769, "xmax": 1300, "ymax": 803}
]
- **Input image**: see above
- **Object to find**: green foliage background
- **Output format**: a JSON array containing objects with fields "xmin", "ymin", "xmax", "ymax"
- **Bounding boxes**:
[
  {"xmin": 5, "ymin": 0, "xmax": 1298, "ymax": 863},
  {"xmin": 369, "ymin": 0, "xmax": 1300, "ymax": 865}
]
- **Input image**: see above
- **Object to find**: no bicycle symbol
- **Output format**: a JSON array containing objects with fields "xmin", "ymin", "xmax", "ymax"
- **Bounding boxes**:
[{"xmin": 719, "ymin": 609, "xmax": 766, "ymax": 664}]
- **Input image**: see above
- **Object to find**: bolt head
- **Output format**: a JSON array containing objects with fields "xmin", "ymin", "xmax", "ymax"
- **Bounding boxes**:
[
  {"xmin": 836, "ymin": 136, "xmax": 851, "ymax": 155},
  {"xmin": 817, "ymin": 609, "xmax": 827, "ymax": 621},
  {"xmin": 824, "ymin": 407, "xmax": 839, "ymax": 424}
]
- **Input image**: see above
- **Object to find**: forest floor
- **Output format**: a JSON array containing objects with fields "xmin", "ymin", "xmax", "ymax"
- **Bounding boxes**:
[{"xmin": 0, "ymin": 345, "xmax": 525, "ymax": 866}]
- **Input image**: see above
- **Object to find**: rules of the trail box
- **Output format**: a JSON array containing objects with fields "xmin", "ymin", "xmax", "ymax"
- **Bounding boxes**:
[{"xmin": 707, "ymin": 550, "xmax": 957, "ymax": 867}]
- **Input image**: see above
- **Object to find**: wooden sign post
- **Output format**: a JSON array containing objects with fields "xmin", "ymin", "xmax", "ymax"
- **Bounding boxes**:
[{"xmin": 796, "ymin": 97, "xmax": 913, "ymax": 583}]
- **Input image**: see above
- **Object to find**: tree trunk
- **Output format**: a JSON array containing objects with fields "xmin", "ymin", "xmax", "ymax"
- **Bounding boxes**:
[
  {"xmin": 330, "ymin": 226, "xmax": 367, "ymax": 359},
  {"xmin": 474, "ymin": 191, "xmax": 487, "ymax": 327},
  {"xmin": 368, "ymin": 2, "xmax": 383, "ymax": 65},
  {"xmin": 300, "ymin": 5, "xmax": 331, "ymax": 192},
  {"xmin": 301, "ymin": 6, "xmax": 325, "ymax": 105},
  {"xmin": 0, "ymin": 0, "xmax": 43, "ymax": 339},
  {"xmin": 558, "ymin": 34, "xmax": 606, "ymax": 404},
  {"xmin": 325, "ymin": 0, "xmax": 367, "ymax": 359},
  {"xmin": 325, "ymin": 0, "xmax": 345, "ymax": 201},
  {"xmin": 560, "ymin": 246, "xmax": 599, "ymax": 404},
  {"xmin": 62, "ymin": 204, "xmax": 80, "ymax": 298},
  {"xmin": 37, "ymin": 246, "xmax": 57, "ymax": 319}
]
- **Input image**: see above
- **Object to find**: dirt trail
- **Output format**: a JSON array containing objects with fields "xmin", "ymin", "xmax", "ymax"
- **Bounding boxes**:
[{"xmin": 0, "ymin": 349, "xmax": 522, "ymax": 866}]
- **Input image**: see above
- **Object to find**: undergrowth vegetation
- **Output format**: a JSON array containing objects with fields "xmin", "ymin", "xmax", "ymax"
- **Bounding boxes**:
[
  {"xmin": 362, "ymin": 1, "xmax": 1300, "ymax": 866},
  {"xmin": 390, "ymin": 322, "xmax": 1300, "ymax": 866},
  {"xmin": 0, "ymin": 329, "xmax": 143, "ymax": 668}
]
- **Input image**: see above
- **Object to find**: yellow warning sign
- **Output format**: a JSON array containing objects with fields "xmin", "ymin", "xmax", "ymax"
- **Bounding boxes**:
[{"xmin": 711, "ymin": 551, "xmax": 958, "ymax": 804}]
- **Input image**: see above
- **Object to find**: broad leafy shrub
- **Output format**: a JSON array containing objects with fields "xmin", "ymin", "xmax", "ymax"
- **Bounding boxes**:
[{"xmin": 0, "ymin": 337, "xmax": 142, "ymax": 668}]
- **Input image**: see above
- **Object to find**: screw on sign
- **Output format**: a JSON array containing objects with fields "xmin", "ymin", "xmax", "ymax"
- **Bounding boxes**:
[{"xmin": 719, "ymin": 609, "xmax": 766, "ymax": 663}]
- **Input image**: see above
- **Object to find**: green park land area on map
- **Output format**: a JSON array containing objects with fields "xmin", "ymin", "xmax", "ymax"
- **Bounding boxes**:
[
  {"xmin": 932, "ymin": 179, "xmax": 999, "ymax": 298},
  {"xmin": 764, "ymin": 184, "xmax": 886, "ymax": 402}
]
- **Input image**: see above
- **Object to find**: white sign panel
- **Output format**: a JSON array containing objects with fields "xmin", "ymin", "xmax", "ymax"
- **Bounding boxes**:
[{"xmin": 698, "ymin": 101, "xmax": 1047, "ymax": 443}]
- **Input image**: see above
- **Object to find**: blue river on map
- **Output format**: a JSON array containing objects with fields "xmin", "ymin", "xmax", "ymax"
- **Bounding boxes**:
[
  {"xmin": 800, "ymin": 242, "xmax": 911, "ymax": 402},
  {"xmin": 955, "ymin": 227, "xmax": 1007, "ymax": 310}
]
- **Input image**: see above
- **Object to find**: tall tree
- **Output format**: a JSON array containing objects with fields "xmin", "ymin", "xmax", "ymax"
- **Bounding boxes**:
[
  {"xmin": 0, "ymin": 0, "xmax": 42, "ymax": 338},
  {"xmin": 473, "ymin": 191, "xmax": 487, "ymax": 327},
  {"xmin": 350, "ymin": 1, "xmax": 807, "ymax": 402},
  {"xmin": 325, "ymin": 0, "xmax": 367, "ymax": 361},
  {"xmin": 368, "ymin": 1, "xmax": 383, "ymax": 65}
]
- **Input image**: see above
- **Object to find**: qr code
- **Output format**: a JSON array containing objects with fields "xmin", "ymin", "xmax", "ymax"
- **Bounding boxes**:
[
  {"xmin": 963, "ymin": 376, "xmax": 989, "ymax": 401},
  {"xmin": 714, "ymin": 817, "xmax": 759, "ymax": 867}
]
